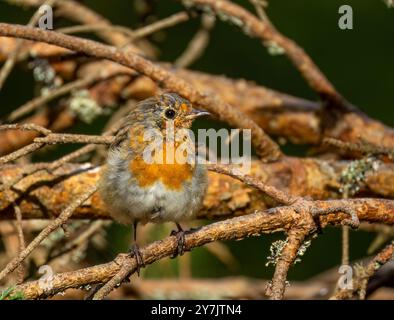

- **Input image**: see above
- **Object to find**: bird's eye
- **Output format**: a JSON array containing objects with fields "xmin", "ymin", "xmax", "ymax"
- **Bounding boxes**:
[{"xmin": 164, "ymin": 108, "xmax": 176, "ymax": 119}]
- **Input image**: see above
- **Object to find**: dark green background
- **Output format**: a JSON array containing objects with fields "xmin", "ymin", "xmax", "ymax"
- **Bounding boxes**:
[{"xmin": 0, "ymin": 1, "xmax": 392, "ymax": 281}]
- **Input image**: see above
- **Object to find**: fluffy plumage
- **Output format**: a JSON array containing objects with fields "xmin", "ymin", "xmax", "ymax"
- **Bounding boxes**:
[{"xmin": 99, "ymin": 93, "xmax": 207, "ymax": 226}]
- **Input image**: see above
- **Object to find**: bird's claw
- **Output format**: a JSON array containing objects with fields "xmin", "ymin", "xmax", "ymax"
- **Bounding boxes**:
[
  {"xmin": 170, "ymin": 229, "xmax": 188, "ymax": 258},
  {"xmin": 128, "ymin": 243, "xmax": 145, "ymax": 276}
]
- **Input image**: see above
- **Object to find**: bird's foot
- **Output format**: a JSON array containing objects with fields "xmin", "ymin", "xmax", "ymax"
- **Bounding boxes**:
[
  {"xmin": 170, "ymin": 226, "xmax": 191, "ymax": 259},
  {"xmin": 128, "ymin": 243, "xmax": 145, "ymax": 277}
]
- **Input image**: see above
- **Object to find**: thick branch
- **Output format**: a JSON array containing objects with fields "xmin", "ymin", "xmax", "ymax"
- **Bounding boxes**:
[
  {"xmin": 183, "ymin": 0, "xmax": 353, "ymax": 111},
  {"xmin": 1, "ymin": 37, "xmax": 394, "ymax": 151},
  {"xmin": 0, "ymin": 23, "xmax": 281, "ymax": 161},
  {"xmin": 0, "ymin": 184, "xmax": 98, "ymax": 281},
  {"xmin": 1, "ymin": 159, "xmax": 394, "ymax": 220},
  {"xmin": 9, "ymin": 197, "xmax": 394, "ymax": 299},
  {"xmin": 1, "ymin": 55, "xmax": 392, "ymax": 154}
]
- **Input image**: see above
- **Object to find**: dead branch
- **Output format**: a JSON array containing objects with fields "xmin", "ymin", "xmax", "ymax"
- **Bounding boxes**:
[
  {"xmin": 1, "ymin": 159, "xmax": 394, "ymax": 220},
  {"xmin": 207, "ymin": 163, "xmax": 297, "ymax": 205},
  {"xmin": 0, "ymin": 23, "xmax": 282, "ymax": 161},
  {"xmin": 268, "ymin": 228, "xmax": 307, "ymax": 299},
  {"xmin": 6, "ymin": 0, "xmax": 139, "ymax": 49},
  {"xmin": 12, "ymin": 204, "xmax": 25, "ymax": 284},
  {"xmin": 1, "ymin": 0, "xmax": 393, "ymax": 301},
  {"xmin": 0, "ymin": 142, "xmax": 45, "ymax": 165},
  {"xmin": 0, "ymin": 123, "xmax": 51, "ymax": 135},
  {"xmin": 7, "ymin": 71, "xmax": 129, "ymax": 122},
  {"xmin": 2, "ymin": 33, "xmax": 394, "ymax": 153},
  {"xmin": 0, "ymin": 0, "xmax": 57, "ymax": 90},
  {"xmin": 33, "ymin": 133, "xmax": 113, "ymax": 145},
  {"xmin": 0, "ymin": 109, "xmax": 76, "ymax": 156},
  {"xmin": 0, "ymin": 156, "xmax": 394, "ymax": 219},
  {"xmin": 175, "ymin": 14, "xmax": 215, "ymax": 68},
  {"xmin": 7, "ymin": 197, "xmax": 394, "ymax": 299},
  {"xmin": 116, "ymin": 275, "xmax": 394, "ymax": 300},
  {"xmin": 182, "ymin": 0, "xmax": 354, "ymax": 112},
  {"xmin": 57, "ymin": 11, "xmax": 189, "ymax": 42},
  {"xmin": 0, "ymin": 128, "xmax": 114, "ymax": 165},
  {"xmin": 0, "ymin": 184, "xmax": 98, "ymax": 282},
  {"xmin": 324, "ymin": 137, "xmax": 394, "ymax": 159},
  {"xmin": 332, "ymin": 242, "xmax": 394, "ymax": 300},
  {"xmin": 1, "ymin": 49, "xmax": 393, "ymax": 154}
]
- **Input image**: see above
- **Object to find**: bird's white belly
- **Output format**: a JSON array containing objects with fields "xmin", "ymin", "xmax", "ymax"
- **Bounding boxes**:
[
  {"xmin": 110, "ymin": 180, "xmax": 194, "ymax": 225},
  {"xmin": 100, "ymin": 156, "xmax": 206, "ymax": 226}
]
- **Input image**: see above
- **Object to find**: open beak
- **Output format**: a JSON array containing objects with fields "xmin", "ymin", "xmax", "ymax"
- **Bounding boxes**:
[{"xmin": 185, "ymin": 109, "xmax": 210, "ymax": 120}]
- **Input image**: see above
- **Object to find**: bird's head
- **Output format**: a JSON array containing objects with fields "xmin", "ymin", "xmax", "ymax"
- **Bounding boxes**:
[{"xmin": 134, "ymin": 92, "xmax": 209, "ymax": 131}]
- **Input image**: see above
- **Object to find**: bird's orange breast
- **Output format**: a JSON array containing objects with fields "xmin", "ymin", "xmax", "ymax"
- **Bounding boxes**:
[
  {"xmin": 129, "ymin": 143, "xmax": 194, "ymax": 191},
  {"xmin": 129, "ymin": 159, "xmax": 194, "ymax": 190}
]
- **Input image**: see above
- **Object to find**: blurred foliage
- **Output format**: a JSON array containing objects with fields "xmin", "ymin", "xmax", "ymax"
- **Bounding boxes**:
[{"xmin": 0, "ymin": 0, "xmax": 392, "ymax": 280}]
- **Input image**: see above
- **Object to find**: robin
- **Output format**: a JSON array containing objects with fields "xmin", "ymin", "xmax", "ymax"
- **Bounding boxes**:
[{"xmin": 99, "ymin": 92, "xmax": 208, "ymax": 270}]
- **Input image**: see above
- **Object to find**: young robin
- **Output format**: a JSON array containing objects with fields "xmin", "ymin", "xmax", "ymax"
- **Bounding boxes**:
[{"xmin": 99, "ymin": 93, "xmax": 208, "ymax": 269}]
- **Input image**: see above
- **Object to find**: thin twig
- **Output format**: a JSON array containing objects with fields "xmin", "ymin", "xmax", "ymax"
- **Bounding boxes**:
[
  {"xmin": 0, "ymin": 123, "xmax": 51, "ymax": 135},
  {"xmin": 332, "ymin": 242, "xmax": 394, "ymax": 300},
  {"xmin": 9, "ymin": 197, "xmax": 389, "ymax": 299},
  {"xmin": 58, "ymin": 11, "xmax": 189, "ymax": 44},
  {"xmin": 92, "ymin": 260, "xmax": 134, "ymax": 300},
  {"xmin": 174, "ymin": 14, "xmax": 215, "ymax": 68},
  {"xmin": 48, "ymin": 220, "xmax": 108, "ymax": 261},
  {"xmin": 207, "ymin": 163, "xmax": 298, "ymax": 205},
  {"xmin": 0, "ymin": 184, "xmax": 98, "ymax": 282},
  {"xmin": 0, "ymin": 118, "xmax": 123, "ymax": 193},
  {"xmin": 8, "ymin": 72, "xmax": 129, "ymax": 122},
  {"xmin": 0, "ymin": 0, "xmax": 57, "ymax": 91},
  {"xmin": 324, "ymin": 137, "xmax": 394, "ymax": 158},
  {"xmin": 0, "ymin": 145, "xmax": 94, "ymax": 193},
  {"xmin": 13, "ymin": 204, "xmax": 26, "ymax": 284},
  {"xmin": 0, "ymin": 142, "xmax": 44, "ymax": 165},
  {"xmin": 342, "ymin": 226, "xmax": 350, "ymax": 266},
  {"xmin": 182, "ymin": 0, "xmax": 356, "ymax": 112},
  {"xmin": 34, "ymin": 133, "xmax": 114, "ymax": 145},
  {"xmin": 126, "ymin": 11, "xmax": 190, "ymax": 42},
  {"xmin": 0, "ymin": 22, "xmax": 282, "ymax": 161},
  {"xmin": 249, "ymin": 0, "xmax": 272, "ymax": 26},
  {"xmin": 57, "ymin": 24, "xmax": 135, "ymax": 38},
  {"xmin": 0, "ymin": 130, "xmax": 113, "ymax": 164},
  {"xmin": 6, "ymin": 0, "xmax": 131, "ymax": 47}
]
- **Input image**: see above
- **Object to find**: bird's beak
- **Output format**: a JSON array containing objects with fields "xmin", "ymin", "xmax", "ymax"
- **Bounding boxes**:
[{"xmin": 185, "ymin": 109, "xmax": 210, "ymax": 120}]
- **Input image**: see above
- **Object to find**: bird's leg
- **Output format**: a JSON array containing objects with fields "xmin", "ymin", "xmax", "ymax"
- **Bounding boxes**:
[
  {"xmin": 170, "ymin": 223, "xmax": 189, "ymax": 258},
  {"xmin": 128, "ymin": 220, "xmax": 145, "ymax": 277}
]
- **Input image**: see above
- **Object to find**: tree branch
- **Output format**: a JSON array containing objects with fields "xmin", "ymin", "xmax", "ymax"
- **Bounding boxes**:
[
  {"xmin": 7, "ymin": 197, "xmax": 394, "ymax": 299},
  {"xmin": 0, "ymin": 184, "xmax": 98, "ymax": 282},
  {"xmin": 182, "ymin": 0, "xmax": 355, "ymax": 112},
  {"xmin": 1, "ymin": 159, "xmax": 394, "ymax": 220},
  {"xmin": 0, "ymin": 23, "xmax": 282, "ymax": 162}
]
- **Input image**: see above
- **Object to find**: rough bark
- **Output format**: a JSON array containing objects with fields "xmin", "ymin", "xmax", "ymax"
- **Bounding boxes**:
[{"xmin": 1, "ymin": 159, "xmax": 393, "ymax": 220}]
